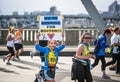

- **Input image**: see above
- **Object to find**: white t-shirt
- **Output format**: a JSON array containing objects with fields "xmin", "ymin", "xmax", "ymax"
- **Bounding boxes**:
[
  {"xmin": 6, "ymin": 33, "xmax": 14, "ymax": 47},
  {"xmin": 111, "ymin": 33, "xmax": 119, "ymax": 54}
]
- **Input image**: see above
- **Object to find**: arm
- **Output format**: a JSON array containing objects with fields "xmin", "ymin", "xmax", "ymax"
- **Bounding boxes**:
[
  {"xmin": 61, "ymin": 32, "xmax": 65, "ymax": 45},
  {"xmin": 35, "ymin": 32, "xmax": 46, "ymax": 52},
  {"xmin": 57, "ymin": 45, "xmax": 65, "ymax": 51},
  {"xmin": 6, "ymin": 33, "xmax": 11, "ymax": 41},
  {"xmin": 111, "ymin": 36, "xmax": 120, "ymax": 46},
  {"xmin": 15, "ymin": 31, "xmax": 20, "ymax": 40},
  {"xmin": 112, "ymin": 43, "xmax": 120, "ymax": 46},
  {"xmin": 55, "ymin": 32, "xmax": 65, "ymax": 51},
  {"xmin": 15, "ymin": 31, "xmax": 23, "ymax": 43},
  {"xmin": 75, "ymin": 44, "xmax": 90, "ymax": 60},
  {"xmin": 35, "ymin": 44, "xmax": 46, "ymax": 52},
  {"xmin": 36, "ymin": 32, "xmax": 40, "ymax": 44}
]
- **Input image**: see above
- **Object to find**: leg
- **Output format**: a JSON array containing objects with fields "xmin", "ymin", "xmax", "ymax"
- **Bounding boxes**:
[
  {"xmin": 14, "ymin": 43, "xmax": 19, "ymax": 59},
  {"xmin": 76, "ymin": 63, "xmax": 85, "ymax": 82},
  {"xmin": 101, "ymin": 56, "xmax": 106, "ymax": 72},
  {"xmin": 101, "ymin": 56, "xmax": 110, "ymax": 79},
  {"xmin": 18, "ymin": 47, "xmax": 24, "ymax": 56},
  {"xmin": 109, "ymin": 63, "xmax": 117, "ymax": 71},
  {"xmin": 17, "ymin": 44, "xmax": 23, "ymax": 55},
  {"xmin": 105, "ymin": 54, "xmax": 117, "ymax": 67},
  {"xmin": 4, "ymin": 46, "xmax": 14, "ymax": 65},
  {"xmin": 7, "ymin": 47, "xmax": 14, "ymax": 62},
  {"xmin": 16, "ymin": 44, "xmax": 24, "ymax": 60},
  {"xmin": 7, "ymin": 54, "xmax": 12, "ymax": 62},
  {"xmin": 116, "ymin": 53, "xmax": 120, "ymax": 74},
  {"xmin": 46, "ymin": 79, "xmax": 55, "ymax": 82},
  {"xmin": 92, "ymin": 56, "xmax": 100, "ymax": 68},
  {"xmin": 44, "ymin": 70, "xmax": 55, "ymax": 82},
  {"xmin": 85, "ymin": 65, "xmax": 93, "ymax": 82}
]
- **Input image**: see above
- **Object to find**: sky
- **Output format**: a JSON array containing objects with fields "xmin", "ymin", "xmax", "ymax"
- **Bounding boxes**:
[{"xmin": 0, "ymin": 0, "xmax": 120, "ymax": 15}]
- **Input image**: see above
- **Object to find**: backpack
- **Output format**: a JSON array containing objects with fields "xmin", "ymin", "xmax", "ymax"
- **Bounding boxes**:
[
  {"xmin": 94, "ymin": 38, "xmax": 101, "ymax": 55},
  {"xmin": 71, "ymin": 58, "xmax": 79, "ymax": 82},
  {"xmin": 71, "ymin": 61, "xmax": 77, "ymax": 81},
  {"xmin": 71, "ymin": 42, "xmax": 88, "ymax": 82}
]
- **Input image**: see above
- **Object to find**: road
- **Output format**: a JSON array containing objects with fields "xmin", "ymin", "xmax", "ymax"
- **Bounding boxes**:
[{"xmin": 0, "ymin": 56, "xmax": 120, "ymax": 82}]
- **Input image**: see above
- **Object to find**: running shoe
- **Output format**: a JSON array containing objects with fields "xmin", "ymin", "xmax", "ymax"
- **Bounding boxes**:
[
  {"xmin": 116, "ymin": 72, "xmax": 120, "ymax": 75},
  {"xmin": 102, "ymin": 74, "xmax": 110, "ymax": 79},
  {"xmin": 16, "ymin": 55, "xmax": 20, "ymax": 60},
  {"xmin": 6, "ymin": 62, "xmax": 12, "ymax": 65},
  {"xmin": 109, "ymin": 66, "xmax": 116, "ymax": 71},
  {"xmin": 3, "ymin": 56, "xmax": 7, "ymax": 62},
  {"xmin": 12, "ymin": 57, "xmax": 18, "ymax": 61},
  {"xmin": 30, "ymin": 51, "xmax": 34, "ymax": 59}
]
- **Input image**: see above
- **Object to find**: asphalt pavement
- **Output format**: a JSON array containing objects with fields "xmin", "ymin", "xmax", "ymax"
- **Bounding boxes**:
[{"xmin": 0, "ymin": 56, "xmax": 120, "ymax": 82}]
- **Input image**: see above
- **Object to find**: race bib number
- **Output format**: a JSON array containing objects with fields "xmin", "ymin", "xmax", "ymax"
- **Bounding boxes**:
[{"xmin": 47, "ymin": 52, "xmax": 56, "ymax": 66}]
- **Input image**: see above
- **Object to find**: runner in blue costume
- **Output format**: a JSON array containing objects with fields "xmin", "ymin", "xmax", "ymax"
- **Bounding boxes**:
[
  {"xmin": 35, "ymin": 32, "xmax": 65, "ymax": 82},
  {"xmin": 92, "ymin": 29, "xmax": 111, "ymax": 79}
]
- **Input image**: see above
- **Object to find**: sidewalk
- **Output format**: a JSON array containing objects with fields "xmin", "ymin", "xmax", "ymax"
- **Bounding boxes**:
[
  {"xmin": 0, "ymin": 45, "xmax": 94, "ymax": 51},
  {"xmin": 0, "ymin": 45, "xmax": 95, "ymax": 56}
]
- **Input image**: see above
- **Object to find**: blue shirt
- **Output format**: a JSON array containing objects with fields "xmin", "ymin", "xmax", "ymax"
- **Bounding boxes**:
[
  {"xmin": 35, "ymin": 44, "xmax": 65, "ymax": 70},
  {"xmin": 97, "ymin": 34, "xmax": 109, "ymax": 56}
]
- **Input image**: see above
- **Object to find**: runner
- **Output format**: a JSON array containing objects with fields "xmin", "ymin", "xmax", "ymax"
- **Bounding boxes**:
[
  {"xmin": 13, "ymin": 26, "xmax": 23, "ymax": 60},
  {"xmin": 92, "ymin": 29, "xmax": 111, "ymax": 79},
  {"xmin": 71, "ymin": 32, "xmax": 95, "ymax": 82},
  {"xmin": 3, "ymin": 26, "xmax": 15, "ymax": 65},
  {"xmin": 35, "ymin": 32, "xmax": 65, "ymax": 82}
]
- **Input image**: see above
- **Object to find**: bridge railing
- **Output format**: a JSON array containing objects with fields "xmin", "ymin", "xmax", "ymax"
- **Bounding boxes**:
[{"xmin": 0, "ymin": 28, "xmax": 98, "ymax": 45}]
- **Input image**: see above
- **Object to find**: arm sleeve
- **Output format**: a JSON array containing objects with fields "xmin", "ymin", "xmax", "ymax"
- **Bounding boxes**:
[
  {"xmin": 35, "ymin": 44, "xmax": 46, "ymax": 53},
  {"xmin": 56, "ymin": 45, "xmax": 65, "ymax": 51}
]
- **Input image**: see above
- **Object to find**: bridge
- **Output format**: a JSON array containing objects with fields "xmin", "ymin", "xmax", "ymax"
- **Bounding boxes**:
[
  {"xmin": 0, "ymin": 1, "xmax": 120, "ymax": 31},
  {"xmin": 0, "ymin": 28, "xmax": 98, "ymax": 45}
]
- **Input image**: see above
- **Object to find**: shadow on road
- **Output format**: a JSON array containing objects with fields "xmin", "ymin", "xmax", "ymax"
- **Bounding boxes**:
[
  {"xmin": 13, "ymin": 65, "xmax": 34, "ymax": 70},
  {"xmin": 93, "ymin": 75, "xmax": 120, "ymax": 82},
  {"xmin": 0, "ymin": 67, "xmax": 19, "ymax": 74}
]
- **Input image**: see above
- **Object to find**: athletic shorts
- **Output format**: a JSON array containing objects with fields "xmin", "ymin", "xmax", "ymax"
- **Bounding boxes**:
[
  {"xmin": 14, "ymin": 43, "xmax": 23, "ymax": 51},
  {"xmin": 44, "ymin": 70, "xmax": 55, "ymax": 80},
  {"xmin": 7, "ymin": 46, "xmax": 14, "ymax": 56}
]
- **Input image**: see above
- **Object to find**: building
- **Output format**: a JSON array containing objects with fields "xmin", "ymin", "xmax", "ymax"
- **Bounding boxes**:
[
  {"xmin": 101, "ymin": 1, "xmax": 120, "ymax": 27},
  {"xmin": 0, "ymin": 1, "xmax": 120, "ymax": 29}
]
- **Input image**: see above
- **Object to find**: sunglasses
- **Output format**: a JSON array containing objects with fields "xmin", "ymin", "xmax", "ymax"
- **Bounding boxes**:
[{"xmin": 84, "ymin": 37, "xmax": 91, "ymax": 39}]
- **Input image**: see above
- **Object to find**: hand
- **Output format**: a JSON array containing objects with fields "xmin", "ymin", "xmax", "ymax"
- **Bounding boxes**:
[
  {"xmin": 36, "ymin": 32, "xmax": 40, "ymax": 44},
  {"xmin": 62, "ymin": 32, "xmax": 64, "ymax": 38},
  {"xmin": 61, "ymin": 32, "xmax": 65, "ymax": 45},
  {"xmin": 19, "ymin": 40, "xmax": 23, "ymax": 44},
  {"xmin": 36, "ymin": 32, "xmax": 40, "ymax": 40},
  {"xmin": 89, "ymin": 54, "xmax": 96, "ymax": 59}
]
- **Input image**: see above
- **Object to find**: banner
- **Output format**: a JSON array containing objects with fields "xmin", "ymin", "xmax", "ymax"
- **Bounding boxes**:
[{"xmin": 39, "ymin": 15, "xmax": 63, "ymax": 40}]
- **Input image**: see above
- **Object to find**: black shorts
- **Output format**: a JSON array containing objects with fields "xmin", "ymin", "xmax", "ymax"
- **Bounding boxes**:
[
  {"xmin": 14, "ymin": 43, "xmax": 23, "ymax": 51},
  {"xmin": 7, "ymin": 46, "xmax": 14, "ymax": 56}
]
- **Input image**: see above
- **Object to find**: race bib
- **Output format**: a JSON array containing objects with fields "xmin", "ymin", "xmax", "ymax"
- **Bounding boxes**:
[{"xmin": 47, "ymin": 51, "xmax": 56, "ymax": 67}]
